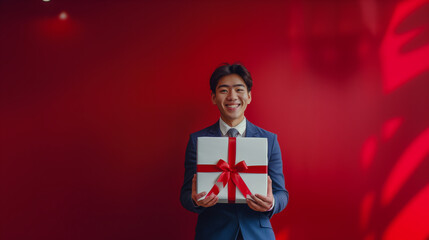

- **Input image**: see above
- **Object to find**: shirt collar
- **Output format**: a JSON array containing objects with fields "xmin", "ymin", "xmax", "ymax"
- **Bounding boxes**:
[{"xmin": 219, "ymin": 117, "xmax": 246, "ymax": 137}]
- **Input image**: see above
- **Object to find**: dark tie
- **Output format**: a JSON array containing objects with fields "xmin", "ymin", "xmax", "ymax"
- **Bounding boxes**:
[{"xmin": 227, "ymin": 128, "xmax": 239, "ymax": 137}]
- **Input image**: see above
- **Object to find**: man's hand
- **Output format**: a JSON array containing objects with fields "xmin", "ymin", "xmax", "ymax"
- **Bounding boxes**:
[
  {"xmin": 246, "ymin": 176, "xmax": 274, "ymax": 212},
  {"xmin": 192, "ymin": 174, "xmax": 218, "ymax": 207}
]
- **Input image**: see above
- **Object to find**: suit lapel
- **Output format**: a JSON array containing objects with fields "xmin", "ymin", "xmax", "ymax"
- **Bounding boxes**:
[
  {"xmin": 208, "ymin": 120, "xmax": 222, "ymax": 137},
  {"xmin": 245, "ymin": 119, "xmax": 260, "ymax": 137}
]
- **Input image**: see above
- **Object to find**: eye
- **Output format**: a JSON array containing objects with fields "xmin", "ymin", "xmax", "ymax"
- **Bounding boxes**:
[
  {"xmin": 219, "ymin": 89, "xmax": 228, "ymax": 93},
  {"xmin": 236, "ymin": 88, "xmax": 244, "ymax": 92}
]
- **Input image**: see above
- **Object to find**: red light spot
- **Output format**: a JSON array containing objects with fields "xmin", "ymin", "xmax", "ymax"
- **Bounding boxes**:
[
  {"xmin": 381, "ymin": 127, "xmax": 429, "ymax": 205},
  {"xmin": 361, "ymin": 135, "xmax": 377, "ymax": 170},
  {"xmin": 383, "ymin": 184, "xmax": 429, "ymax": 239},
  {"xmin": 275, "ymin": 227, "xmax": 290, "ymax": 240},
  {"xmin": 34, "ymin": 13, "xmax": 78, "ymax": 41},
  {"xmin": 59, "ymin": 11, "xmax": 68, "ymax": 21},
  {"xmin": 360, "ymin": 191, "xmax": 375, "ymax": 230},
  {"xmin": 380, "ymin": 0, "xmax": 429, "ymax": 94},
  {"xmin": 382, "ymin": 117, "xmax": 403, "ymax": 140}
]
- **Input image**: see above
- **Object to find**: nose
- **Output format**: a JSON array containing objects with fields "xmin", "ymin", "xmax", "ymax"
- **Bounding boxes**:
[{"xmin": 227, "ymin": 89, "xmax": 238, "ymax": 100}]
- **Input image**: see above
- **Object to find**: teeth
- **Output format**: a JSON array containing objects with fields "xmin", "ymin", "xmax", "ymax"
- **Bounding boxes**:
[{"xmin": 226, "ymin": 104, "xmax": 239, "ymax": 108}]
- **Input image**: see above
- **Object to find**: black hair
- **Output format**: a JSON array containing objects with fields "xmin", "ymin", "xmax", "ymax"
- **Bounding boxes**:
[{"xmin": 209, "ymin": 63, "xmax": 253, "ymax": 93}]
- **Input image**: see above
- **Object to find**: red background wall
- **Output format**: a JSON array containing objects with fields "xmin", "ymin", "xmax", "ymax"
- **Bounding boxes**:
[{"xmin": 1, "ymin": 0, "xmax": 428, "ymax": 239}]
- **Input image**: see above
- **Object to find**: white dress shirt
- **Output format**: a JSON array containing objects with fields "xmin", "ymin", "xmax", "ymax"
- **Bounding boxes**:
[{"xmin": 219, "ymin": 117, "xmax": 247, "ymax": 137}]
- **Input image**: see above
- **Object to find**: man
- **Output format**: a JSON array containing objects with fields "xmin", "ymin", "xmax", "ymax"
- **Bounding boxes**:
[{"xmin": 180, "ymin": 63, "xmax": 288, "ymax": 240}]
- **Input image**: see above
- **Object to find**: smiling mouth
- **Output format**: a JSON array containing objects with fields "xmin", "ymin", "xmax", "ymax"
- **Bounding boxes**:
[{"xmin": 225, "ymin": 104, "xmax": 241, "ymax": 109}]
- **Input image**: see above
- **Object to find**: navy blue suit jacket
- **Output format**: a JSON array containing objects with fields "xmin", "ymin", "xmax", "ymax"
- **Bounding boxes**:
[{"xmin": 180, "ymin": 120, "xmax": 289, "ymax": 240}]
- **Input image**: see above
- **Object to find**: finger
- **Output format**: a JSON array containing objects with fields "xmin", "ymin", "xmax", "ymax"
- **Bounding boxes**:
[
  {"xmin": 254, "ymin": 194, "xmax": 270, "ymax": 203},
  {"xmin": 254, "ymin": 194, "xmax": 273, "ymax": 210},
  {"xmin": 246, "ymin": 198, "xmax": 264, "ymax": 212},
  {"xmin": 201, "ymin": 195, "xmax": 217, "ymax": 207},
  {"xmin": 267, "ymin": 176, "xmax": 273, "ymax": 196},
  {"xmin": 195, "ymin": 192, "xmax": 207, "ymax": 200},
  {"xmin": 246, "ymin": 200, "xmax": 257, "ymax": 211},
  {"xmin": 249, "ymin": 198, "xmax": 269, "ymax": 212},
  {"xmin": 198, "ymin": 194, "xmax": 215, "ymax": 206},
  {"xmin": 193, "ymin": 191, "xmax": 207, "ymax": 204},
  {"xmin": 196, "ymin": 197, "xmax": 210, "ymax": 206},
  {"xmin": 204, "ymin": 195, "xmax": 219, "ymax": 207},
  {"xmin": 246, "ymin": 198, "xmax": 258, "ymax": 210},
  {"xmin": 250, "ymin": 194, "xmax": 270, "ymax": 210},
  {"xmin": 251, "ymin": 194, "xmax": 267, "ymax": 206}
]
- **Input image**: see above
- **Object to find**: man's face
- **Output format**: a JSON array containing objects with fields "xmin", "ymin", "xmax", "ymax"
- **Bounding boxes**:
[{"xmin": 211, "ymin": 74, "xmax": 252, "ymax": 127}]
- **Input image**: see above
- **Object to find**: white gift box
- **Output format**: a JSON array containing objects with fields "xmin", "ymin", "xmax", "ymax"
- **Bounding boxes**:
[{"xmin": 197, "ymin": 137, "xmax": 268, "ymax": 204}]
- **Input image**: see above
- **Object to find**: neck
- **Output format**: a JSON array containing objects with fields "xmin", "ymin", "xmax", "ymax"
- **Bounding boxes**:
[{"xmin": 221, "ymin": 116, "xmax": 244, "ymax": 127}]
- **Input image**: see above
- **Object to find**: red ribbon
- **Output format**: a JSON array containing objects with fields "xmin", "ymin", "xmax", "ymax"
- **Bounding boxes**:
[{"xmin": 197, "ymin": 137, "xmax": 267, "ymax": 203}]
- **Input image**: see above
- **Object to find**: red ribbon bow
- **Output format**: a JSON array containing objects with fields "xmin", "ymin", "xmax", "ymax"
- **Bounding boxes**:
[{"xmin": 197, "ymin": 138, "xmax": 267, "ymax": 203}]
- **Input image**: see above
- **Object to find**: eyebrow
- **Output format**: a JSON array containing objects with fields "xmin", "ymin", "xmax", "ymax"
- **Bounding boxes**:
[{"xmin": 217, "ymin": 84, "xmax": 246, "ymax": 89}]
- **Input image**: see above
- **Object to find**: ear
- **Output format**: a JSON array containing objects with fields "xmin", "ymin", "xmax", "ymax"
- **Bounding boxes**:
[
  {"xmin": 247, "ymin": 91, "xmax": 252, "ymax": 104},
  {"xmin": 211, "ymin": 92, "xmax": 216, "ymax": 104}
]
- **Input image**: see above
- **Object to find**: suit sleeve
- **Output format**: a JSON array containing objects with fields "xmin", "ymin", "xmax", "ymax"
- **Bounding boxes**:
[
  {"xmin": 267, "ymin": 134, "xmax": 289, "ymax": 217},
  {"xmin": 180, "ymin": 135, "xmax": 204, "ymax": 214}
]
